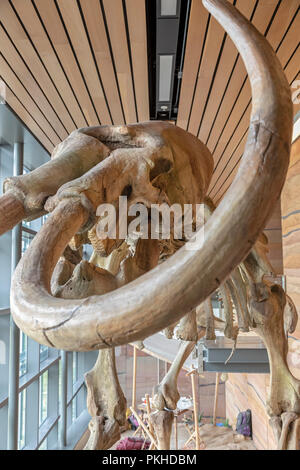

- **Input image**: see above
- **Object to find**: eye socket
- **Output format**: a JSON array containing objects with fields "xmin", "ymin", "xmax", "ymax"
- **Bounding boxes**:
[
  {"xmin": 150, "ymin": 158, "xmax": 172, "ymax": 181},
  {"xmin": 121, "ymin": 184, "xmax": 133, "ymax": 197}
]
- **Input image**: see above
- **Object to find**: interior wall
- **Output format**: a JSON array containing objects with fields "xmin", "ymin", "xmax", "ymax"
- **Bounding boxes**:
[
  {"xmin": 226, "ymin": 136, "xmax": 300, "ymax": 450},
  {"xmin": 225, "ymin": 372, "xmax": 276, "ymax": 449},
  {"xmin": 281, "ymin": 136, "xmax": 300, "ymax": 379}
]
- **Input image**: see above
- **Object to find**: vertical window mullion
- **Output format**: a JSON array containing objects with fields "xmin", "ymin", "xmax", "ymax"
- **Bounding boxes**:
[
  {"xmin": 67, "ymin": 352, "xmax": 73, "ymax": 429},
  {"xmin": 76, "ymin": 353, "xmax": 86, "ymax": 418},
  {"xmin": 24, "ymin": 338, "xmax": 40, "ymax": 449},
  {"xmin": 47, "ymin": 361, "xmax": 59, "ymax": 449},
  {"xmin": 24, "ymin": 379, "xmax": 39, "ymax": 449},
  {"xmin": 0, "ymin": 405, "xmax": 8, "ymax": 450}
]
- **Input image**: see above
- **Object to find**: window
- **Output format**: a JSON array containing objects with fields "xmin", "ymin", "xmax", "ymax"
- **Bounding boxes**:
[
  {"xmin": 21, "ymin": 231, "xmax": 34, "ymax": 255},
  {"xmin": 39, "ymin": 371, "xmax": 48, "ymax": 425},
  {"xmin": 0, "ymin": 138, "xmax": 98, "ymax": 450},
  {"xmin": 40, "ymin": 344, "xmax": 49, "ymax": 364},
  {"xmin": 18, "ymin": 389, "xmax": 26, "ymax": 449}
]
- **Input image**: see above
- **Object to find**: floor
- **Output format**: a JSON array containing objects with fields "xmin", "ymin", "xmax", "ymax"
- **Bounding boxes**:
[{"xmin": 111, "ymin": 422, "xmax": 256, "ymax": 451}]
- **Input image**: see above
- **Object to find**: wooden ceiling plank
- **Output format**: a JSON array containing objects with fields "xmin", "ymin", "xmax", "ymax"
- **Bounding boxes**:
[
  {"xmin": 34, "ymin": 0, "xmax": 99, "ymax": 127},
  {"xmin": 205, "ymin": 57, "xmax": 247, "ymax": 152},
  {"xmin": 125, "ymin": 0, "xmax": 149, "ymax": 122},
  {"xmin": 209, "ymin": 126, "xmax": 249, "ymax": 198},
  {"xmin": 205, "ymin": 0, "xmax": 278, "ymax": 151},
  {"xmin": 212, "ymin": 68, "xmax": 299, "ymax": 204},
  {"xmin": 197, "ymin": 0, "xmax": 256, "ymax": 144},
  {"xmin": 211, "ymin": 81, "xmax": 251, "ymax": 170},
  {"xmin": 80, "ymin": 0, "xmax": 125, "ymax": 125},
  {"xmin": 209, "ymin": 108, "xmax": 250, "ymax": 195},
  {"xmin": 212, "ymin": 28, "xmax": 299, "ymax": 183},
  {"xmin": 206, "ymin": 0, "xmax": 292, "ymax": 166},
  {"xmin": 206, "ymin": 0, "xmax": 282, "ymax": 155},
  {"xmin": 205, "ymin": 0, "xmax": 299, "ymax": 204},
  {"xmin": 0, "ymin": 57, "xmax": 61, "ymax": 146},
  {"xmin": 276, "ymin": 9, "xmax": 300, "ymax": 67},
  {"xmin": 266, "ymin": 0, "xmax": 299, "ymax": 51},
  {"xmin": 11, "ymin": 0, "xmax": 86, "ymax": 129},
  {"xmin": 0, "ymin": 25, "xmax": 68, "ymax": 141},
  {"xmin": 187, "ymin": 0, "xmax": 235, "ymax": 136},
  {"xmin": 4, "ymin": 87, "xmax": 54, "ymax": 153},
  {"xmin": 292, "ymin": 72, "xmax": 300, "ymax": 116},
  {"xmin": 176, "ymin": 0, "xmax": 209, "ymax": 130},
  {"xmin": 286, "ymin": 47, "xmax": 300, "ymax": 84},
  {"xmin": 214, "ymin": 163, "xmax": 238, "ymax": 205},
  {"xmin": 187, "ymin": 11, "xmax": 229, "ymax": 135},
  {"xmin": 0, "ymin": 0, "xmax": 75, "ymax": 134},
  {"xmin": 56, "ymin": 0, "xmax": 112, "ymax": 125},
  {"xmin": 285, "ymin": 43, "xmax": 300, "ymax": 116},
  {"xmin": 102, "ymin": 0, "xmax": 137, "ymax": 124}
]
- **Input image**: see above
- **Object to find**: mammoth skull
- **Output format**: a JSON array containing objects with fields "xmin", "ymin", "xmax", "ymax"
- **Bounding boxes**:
[{"xmin": 0, "ymin": 0, "xmax": 293, "ymax": 357}]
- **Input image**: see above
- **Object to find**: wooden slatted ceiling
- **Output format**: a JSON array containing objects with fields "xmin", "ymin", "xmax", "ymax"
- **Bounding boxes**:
[
  {"xmin": 177, "ymin": 0, "xmax": 300, "ymax": 205},
  {"xmin": 0, "ymin": 0, "xmax": 149, "ymax": 154},
  {"xmin": 0, "ymin": 0, "xmax": 298, "ymax": 206}
]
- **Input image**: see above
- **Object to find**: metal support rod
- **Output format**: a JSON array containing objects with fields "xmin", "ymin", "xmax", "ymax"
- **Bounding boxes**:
[
  {"xmin": 132, "ymin": 346, "xmax": 137, "ymax": 410},
  {"xmin": 7, "ymin": 142, "xmax": 23, "ymax": 450},
  {"xmin": 187, "ymin": 368, "xmax": 201, "ymax": 450},
  {"xmin": 59, "ymin": 350, "xmax": 68, "ymax": 448},
  {"xmin": 213, "ymin": 372, "xmax": 220, "ymax": 426},
  {"xmin": 190, "ymin": 371, "xmax": 200, "ymax": 450},
  {"xmin": 157, "ymin": 357, "xmax": 160, "ymax": 384}
]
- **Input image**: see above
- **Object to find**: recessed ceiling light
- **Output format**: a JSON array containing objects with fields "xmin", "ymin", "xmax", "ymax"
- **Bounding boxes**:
[{"xmin": 160, "ymin": 0, "xmax": 178, "ymax": 16}]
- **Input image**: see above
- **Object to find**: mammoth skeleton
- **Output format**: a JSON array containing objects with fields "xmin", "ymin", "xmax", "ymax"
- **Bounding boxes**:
[{"xmin": 0, "ymin": 0, "xmax": 298, "ymax": 451}]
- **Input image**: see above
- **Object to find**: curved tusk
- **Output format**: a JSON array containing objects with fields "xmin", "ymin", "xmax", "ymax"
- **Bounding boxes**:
[
  {"xmin": 11, "ymin": 0, "xmax": 293, "ymax": 350},
  {"xmin": 0, "ymin": 192, "xmax": 26, "ymax": 235}
]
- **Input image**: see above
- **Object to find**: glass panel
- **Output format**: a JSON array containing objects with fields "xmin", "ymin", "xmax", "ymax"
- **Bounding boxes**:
[
  {"xmin": 159, "ymin": 55, "xmax": 174, "ymax": 102},
  {"xmin": 39, "ymin": 344, "xmax": 49, "ymax": 364},
  {"xmin": 19, "ymin": 332, "xmax": 27, "ymax": 377},
  {"xmin": 18, "ymin": 389, "xmax": 26, "ymax": 449},
  {"xmin": 22, "ymin": 167, "xmax": 32, "ymax": 229},
  {"xmin": 72, "ymin": 352, "xmax": 78, "ymax": 384},
  {"xmin": 38, "ymin": 439, "xmax": 47, "ymax": 450},
  {"xmin": 72, "ymin": 397, "xmax": 77, "ymax": 423},
  {"xmin": 21, "ymin": 231, "xmax": 34, "ymax": 255},
  {"xmin": 39, "ymin": 371, "xmax": 48, "ymax": 425},
  {"xmin": 41, "ymin": 214, "xmax": 49, "ymax": 225}
]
